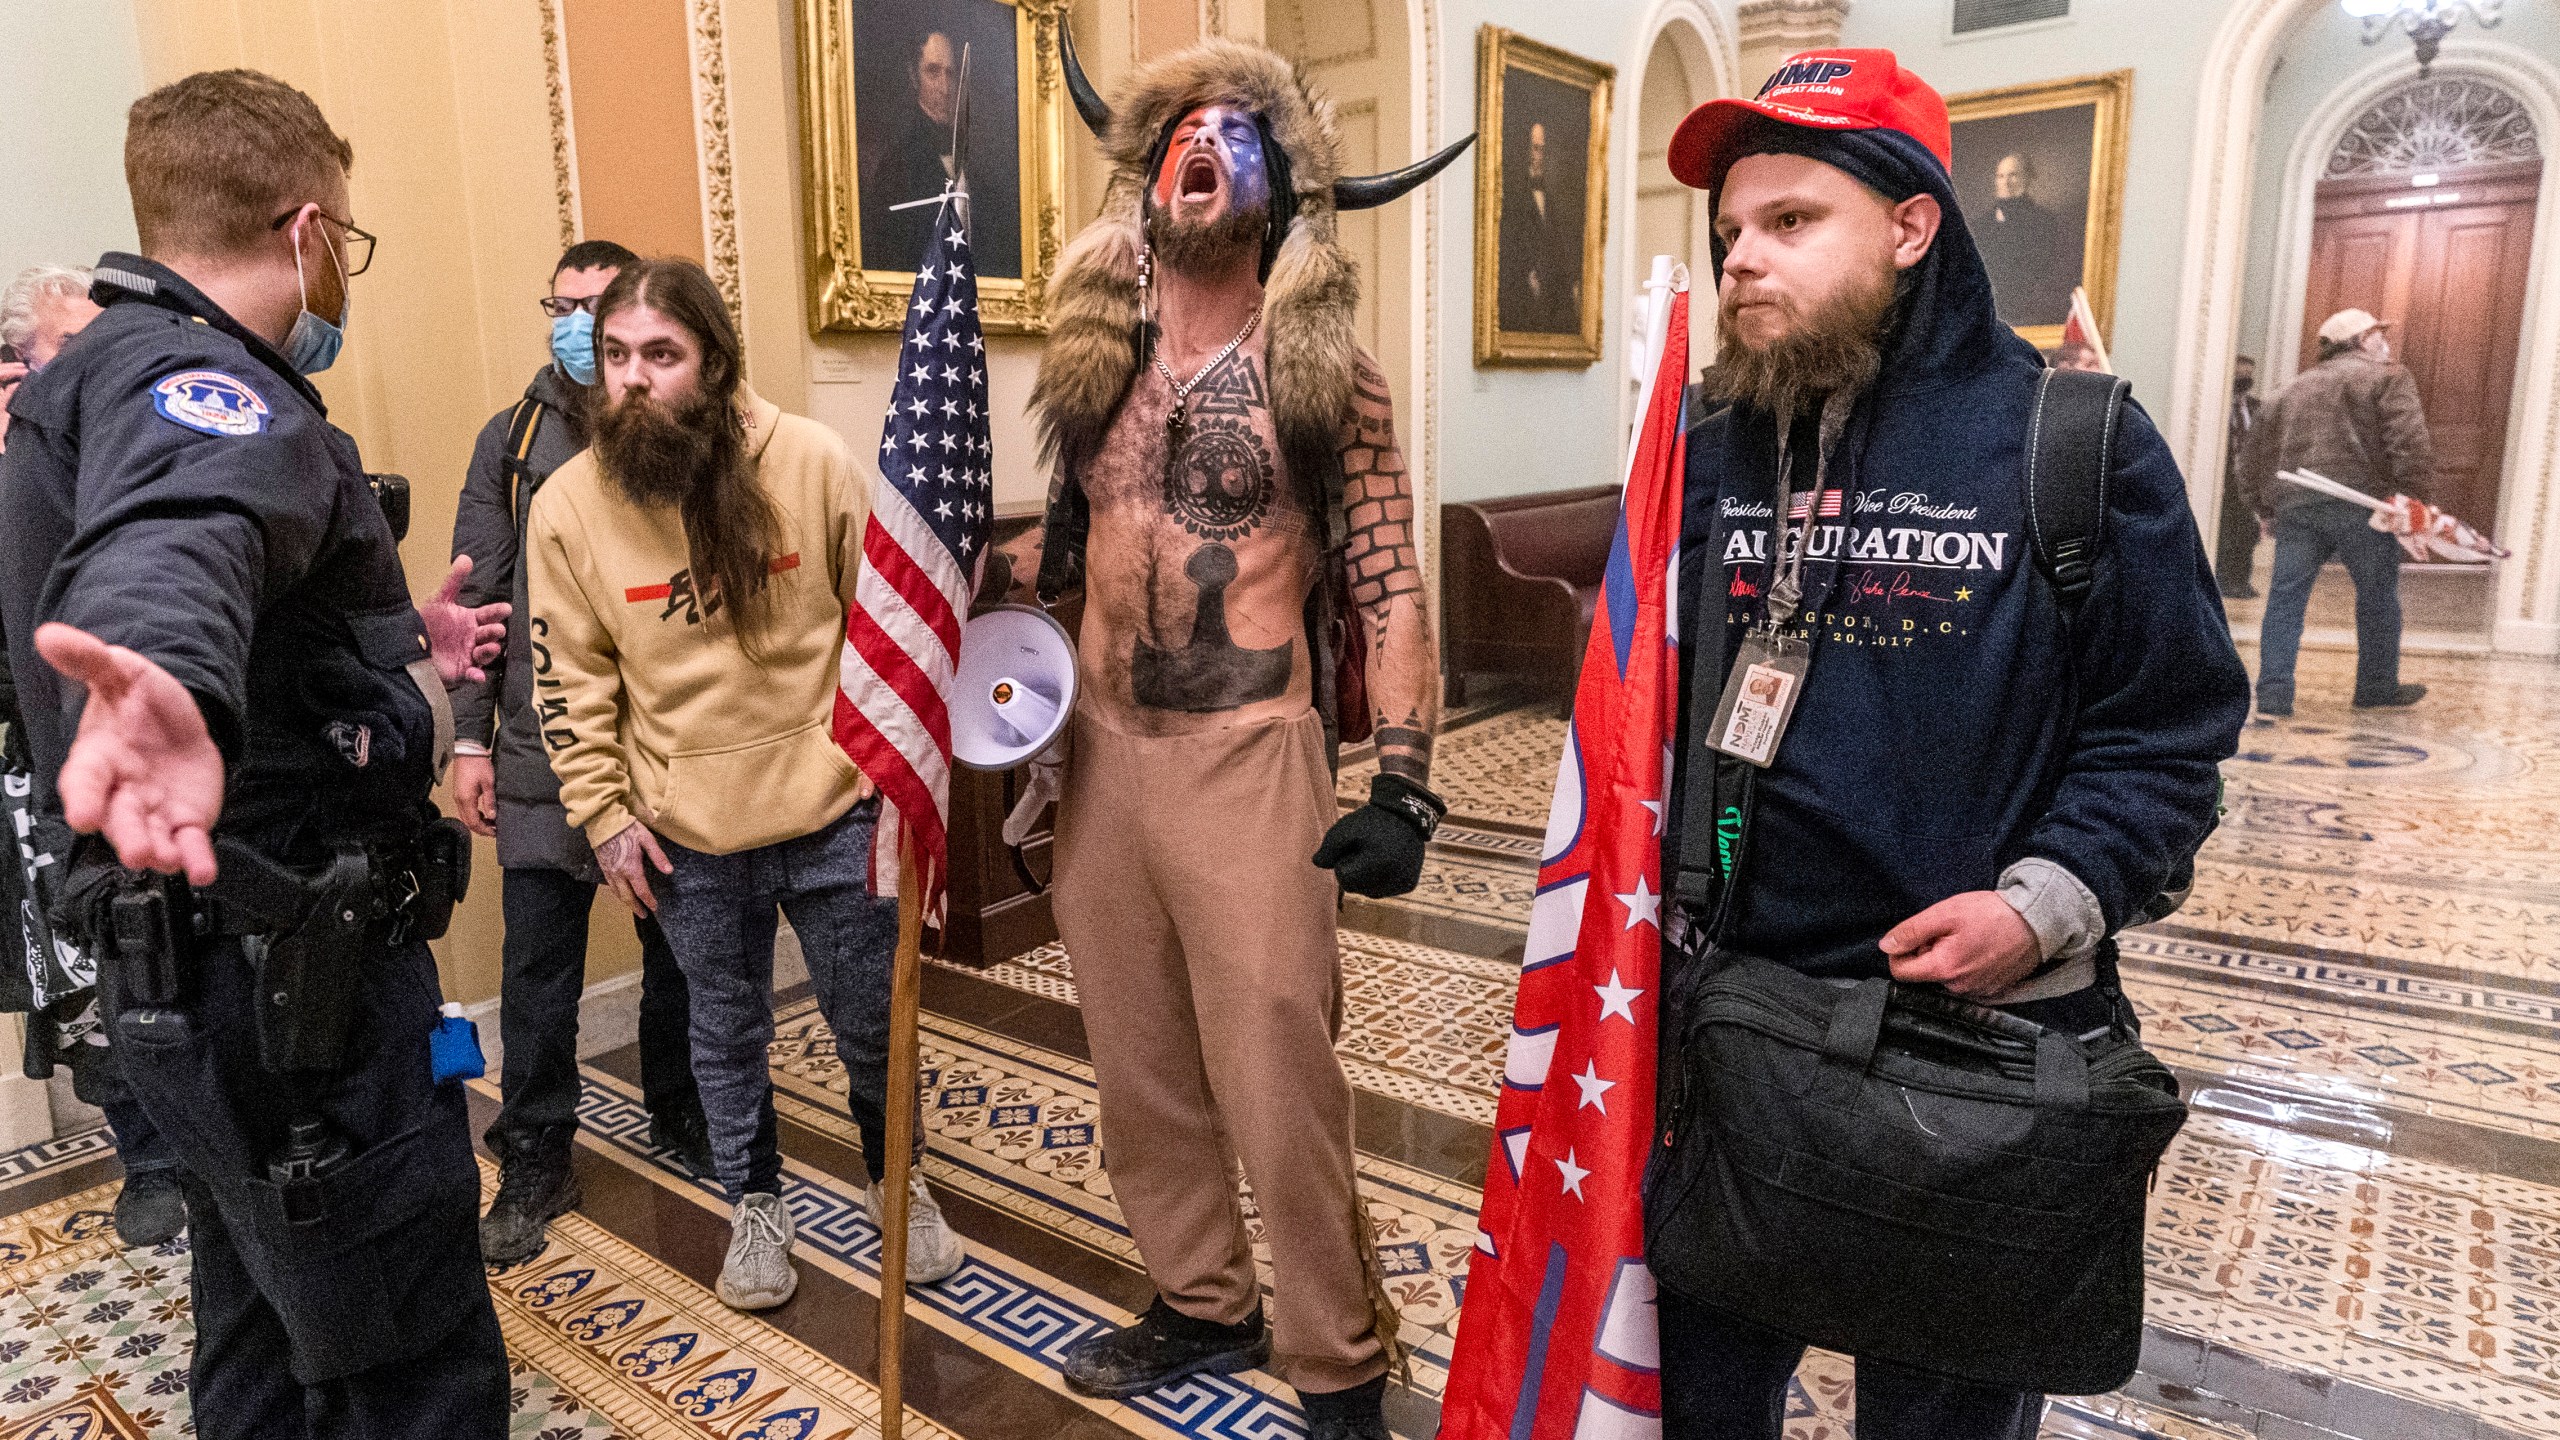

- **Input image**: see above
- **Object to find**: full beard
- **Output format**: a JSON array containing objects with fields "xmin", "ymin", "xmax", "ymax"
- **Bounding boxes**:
[
  {"xmin": 1153, "ymin": 197, "xmax": 1267, "ymax": 275},
  {"xmin": 1706, "ymin": 258, "xmax": 1900, "ymax": 422},
  {"xmin": 593, "ymin": 388, "xmax": 739, "ymax": 510}
]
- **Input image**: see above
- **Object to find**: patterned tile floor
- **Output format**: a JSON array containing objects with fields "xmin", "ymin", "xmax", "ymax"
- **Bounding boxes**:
[
  {"xmin": 0, "ymin": 1140, "xmax": 934, "ymax": 1440},
  {"xmin": 6, "ymin": 644, "xmax": 2554, "ymax": 1440}
]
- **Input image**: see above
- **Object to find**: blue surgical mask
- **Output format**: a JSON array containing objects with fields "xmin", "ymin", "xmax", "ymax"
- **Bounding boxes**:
[
  {"xmin": 550, "ymin": 309, "xmax": 598, "ymax": 386},
  {"xmin": 283, "ymin": 215, "xmax": 349, "ymax": 375}
]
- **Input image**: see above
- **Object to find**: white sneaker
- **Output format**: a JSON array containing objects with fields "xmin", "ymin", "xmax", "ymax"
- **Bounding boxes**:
[
  {"xmin": 867, "ymin": 1171, "xmax": 966, "ymax": 1285},
  {"xmin": 716, "ymin": 1192, "xmax": 798, "ymax": 1310}
]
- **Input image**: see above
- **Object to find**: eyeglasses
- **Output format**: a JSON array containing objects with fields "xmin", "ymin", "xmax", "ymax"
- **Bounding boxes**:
[
  {"xmin": 537, "ymin": 294, "xmax": 604, "ymax": 318},
  {"xmin": 269, "ymin": 206, "xmax": 377, "ymax": 276}
]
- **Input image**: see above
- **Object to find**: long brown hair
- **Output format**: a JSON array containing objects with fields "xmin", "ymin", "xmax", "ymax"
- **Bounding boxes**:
[{"xmin": 593, "ymin": 259, "xmax": 782, "ymax": 653}]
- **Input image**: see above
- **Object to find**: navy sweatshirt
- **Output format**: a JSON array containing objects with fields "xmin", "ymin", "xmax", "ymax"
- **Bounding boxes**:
[{"xmin": 1670, "ymin": 131, "xmax": 2249, "ymax": 980}]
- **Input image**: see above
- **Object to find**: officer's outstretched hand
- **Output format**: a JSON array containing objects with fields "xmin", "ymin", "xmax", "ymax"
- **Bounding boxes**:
[
  {"xmin": 423, "ymin": 555, "xmax": 511, "ymax": 686},
  {"xmin": 33, "ymin": 623, "xmax": 224, "ymax": 885},
  {"xmin": 597, "ymin": 820, "xmax": 674, "ymax": 917}
]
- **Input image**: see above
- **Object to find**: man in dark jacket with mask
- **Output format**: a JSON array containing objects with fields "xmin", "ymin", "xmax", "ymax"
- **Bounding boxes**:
[
  {"xmin": 448, "ymin": 238, "xmax": 715, "ymax": 1266},
  {"xmin": 1655, "ymin": 51, "xmax": 2247, "ymax": 1439}
]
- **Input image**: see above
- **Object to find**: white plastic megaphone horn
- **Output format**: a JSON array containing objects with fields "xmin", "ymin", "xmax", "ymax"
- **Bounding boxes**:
[{"xmin": 951, "ymin": 604, "xmax": 1077, "ymax": 771}]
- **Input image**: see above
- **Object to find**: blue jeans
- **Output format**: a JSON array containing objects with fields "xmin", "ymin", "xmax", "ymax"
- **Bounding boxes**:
[
  {"xmin": 2255, "ymin": 500, "xmax": 2404, "ymax": 709},
  {"xmin": 653, "ymin": 798, "xmax": 907, "ymax": 1200}
]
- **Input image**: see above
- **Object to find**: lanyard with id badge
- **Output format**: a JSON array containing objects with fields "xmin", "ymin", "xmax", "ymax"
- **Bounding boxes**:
[{"xmin": 1709, "ymin": 435, "xmax": 1824, "ymax": 768}]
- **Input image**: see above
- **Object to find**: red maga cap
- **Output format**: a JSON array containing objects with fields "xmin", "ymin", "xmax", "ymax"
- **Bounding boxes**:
[{"xmin": 1667, "ymin": 49, "xmax": 1952, "ymax": 193}]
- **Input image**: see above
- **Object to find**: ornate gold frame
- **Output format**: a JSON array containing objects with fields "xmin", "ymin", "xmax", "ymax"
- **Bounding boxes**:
[
  {"xmin": 796, "ymin": 0, "xmax": 1071, "ymax": 334},
  {"xmin": 1473, "ymin": 27, "xmax": 1615, "ymax": 367},
  {"xmin": 1946, "ymin": 69, "xmax": 2133, "ymax": 352}
]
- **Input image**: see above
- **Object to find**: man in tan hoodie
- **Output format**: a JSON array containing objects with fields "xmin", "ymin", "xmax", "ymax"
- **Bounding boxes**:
[{"xmin": 526, "ymin": 258, "xmax": 963, "ymax": 1310}]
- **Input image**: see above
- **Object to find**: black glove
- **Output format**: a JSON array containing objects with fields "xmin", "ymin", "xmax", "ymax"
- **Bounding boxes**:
[{"xmin": 1313, "ymin": 773, "xmax": 1447, "ymax": 898}]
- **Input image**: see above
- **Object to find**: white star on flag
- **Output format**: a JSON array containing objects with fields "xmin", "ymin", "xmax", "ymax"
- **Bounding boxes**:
[
  {"xmin": 1557, "ymin": 1149, "xmax": 1591, "ymax": 1200},
  {"xmin": 1616, "ymin": 875, "xmax": 1661, "ymax": 931},
  {"xmin": 1640, "ymin": 797, "xmax": 1666, "ymax": 837},
  {"xmin": 1571, "ymin": 1060, "xmax": 1616, "ymax": 1114},
  {"xmin": 1596, "ymin": 970, "xmax": 1643, "ymax": 1025}
]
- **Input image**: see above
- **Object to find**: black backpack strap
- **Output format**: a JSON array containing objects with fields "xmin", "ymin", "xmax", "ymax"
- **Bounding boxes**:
[
  {"xmin": 2022, "ymin": 367, "xmax": 2130, "ymax": 623},
  {"xmin": 501, "ymin": 398, "xmax": 548, "ymax": 525}
]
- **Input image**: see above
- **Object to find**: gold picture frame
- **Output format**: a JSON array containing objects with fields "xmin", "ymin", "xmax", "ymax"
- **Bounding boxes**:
[
  {"xmin": 1945, "ymin": 69, "xmax": 2132, "ymax": 352},
  {"xmin": 796, "ymin": 0, "xmax": 1071, "ymax": 334},
  {"xmin": 1473, "ymin": 27, "xmax": 1614, "ymax": 367}
]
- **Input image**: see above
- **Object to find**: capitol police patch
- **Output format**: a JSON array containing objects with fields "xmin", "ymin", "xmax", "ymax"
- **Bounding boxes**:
[{"xmin": 151, "ymin": 370, "xmax": 270, "ymax": 437}]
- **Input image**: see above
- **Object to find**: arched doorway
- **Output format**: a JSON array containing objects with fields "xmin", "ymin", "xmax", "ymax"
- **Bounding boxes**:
[
  {"xmin": 1632, "ymin": 28, "xmax": 1712, "ymax": 375},
  {"xmin": 2290, "ymin": 76, "xmax": 2540, "ymax": 550},
  {"xmin": 2172, "ymin": 8, "xmax": 2560, "ymax": 655}
]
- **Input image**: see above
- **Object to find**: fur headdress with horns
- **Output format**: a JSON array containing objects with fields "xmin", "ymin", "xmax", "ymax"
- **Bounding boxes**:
[{"xmin": 1029, "ymin": 34, "xmax": 1471, "ymax": 601}]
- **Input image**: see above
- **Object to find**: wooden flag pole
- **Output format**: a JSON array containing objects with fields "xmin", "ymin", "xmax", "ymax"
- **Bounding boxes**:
[{"xmin": 879, "ymin": 841, "xmax": 926, "ymax": 1440}]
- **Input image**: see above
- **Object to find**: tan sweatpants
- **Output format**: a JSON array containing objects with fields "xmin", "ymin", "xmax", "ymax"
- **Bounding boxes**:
[{"xmin": 1050, "ymin": 705, "xmax": 1386, "ymax": 1395}]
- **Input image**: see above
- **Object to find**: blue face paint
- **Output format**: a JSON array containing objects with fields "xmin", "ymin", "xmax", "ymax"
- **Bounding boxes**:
[
  {"xmin": 1153, "ymin": 105, "xmax": 1272, "ymax": 219},
  {"xmin": 550, "ymin": 309, "xmax": 598, "ymax": 386}
]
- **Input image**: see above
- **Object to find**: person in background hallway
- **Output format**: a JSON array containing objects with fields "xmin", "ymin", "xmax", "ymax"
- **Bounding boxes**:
[
  {"xmin": 0, "ymin": 68, "xmax": 511, "ymax": 1436},
  {"xmin": 0, "ymin": 264, "xmax": 103, "ymax": 453},
  {"xmin": 2238, "ymin": 309, "xmax": 2433, "ymax": 716},
  {"xmin": 526, "ymin": 258, "xmax": 963, "ymax": 1313},
  {"xmin": 0, "ymin": 263, "xmax": 187, "ymax": 1249},
  {"xmin": 2217, "ymin": 355, "xmax": 2262, "ymax": 599},
  {"xmin": 449, "ymin": 238, "xmax": 716, "ymax": 1268}
]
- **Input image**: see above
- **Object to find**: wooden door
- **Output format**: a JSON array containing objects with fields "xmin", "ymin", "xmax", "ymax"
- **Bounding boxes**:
[{"xmin": 2301, "ymin": 159, "xmax": 2540, "ymax": 534}]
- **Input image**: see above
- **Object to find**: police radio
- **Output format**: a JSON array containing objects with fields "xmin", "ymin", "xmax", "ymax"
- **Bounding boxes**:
[{"xmin": 367, "ymin": 472, "xmax": 410, "ymax": 543}]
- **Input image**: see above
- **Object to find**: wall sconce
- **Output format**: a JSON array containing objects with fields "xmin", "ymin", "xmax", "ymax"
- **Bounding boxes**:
[{"xmin": 2341, "ymin": 0, "xmax": 2505, "ymax": 76}]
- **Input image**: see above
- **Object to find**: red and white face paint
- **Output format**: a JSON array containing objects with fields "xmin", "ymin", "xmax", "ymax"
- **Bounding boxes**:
[{"xmin": 1151, "ymin": 104, "xmax": 1273, "ymax": 223}]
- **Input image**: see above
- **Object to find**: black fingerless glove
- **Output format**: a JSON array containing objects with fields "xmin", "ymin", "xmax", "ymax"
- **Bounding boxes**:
[{"xmin": 1312, "ymin": 773, "xmax": 1447, "ymax": 898}]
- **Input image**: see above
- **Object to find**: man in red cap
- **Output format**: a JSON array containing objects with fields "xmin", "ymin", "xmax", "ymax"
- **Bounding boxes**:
[{"xmin": 1649, "ymin": 51, "xmax": 2247, "ymax": 1439}]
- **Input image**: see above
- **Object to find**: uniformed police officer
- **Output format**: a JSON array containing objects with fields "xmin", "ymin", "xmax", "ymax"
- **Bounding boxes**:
[{"xmin": 0, "ymin": 70, "xmax": 512, "ymax": 1437}]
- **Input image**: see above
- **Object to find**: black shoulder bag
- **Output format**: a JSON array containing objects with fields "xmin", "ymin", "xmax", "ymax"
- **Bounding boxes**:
[{"xmin": 1642, "ymin": 370, "xmax": 2189, "ymax": 1398}]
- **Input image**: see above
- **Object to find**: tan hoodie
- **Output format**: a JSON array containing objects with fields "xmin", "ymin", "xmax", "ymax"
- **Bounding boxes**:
[{"xmin": 526, "ymin": 390, "xmax": 873, "ymax": 855}]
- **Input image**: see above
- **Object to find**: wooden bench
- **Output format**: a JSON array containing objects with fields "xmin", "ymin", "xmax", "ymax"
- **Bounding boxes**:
[{"xmin": 1440, "ymin": 485, "xmax": 1621, "ymax": 707}]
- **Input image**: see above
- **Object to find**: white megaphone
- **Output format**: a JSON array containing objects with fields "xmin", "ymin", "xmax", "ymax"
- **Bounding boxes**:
[{"xmin": 951, "ymin": 604, "xmax": 1077, "ymax": 771}]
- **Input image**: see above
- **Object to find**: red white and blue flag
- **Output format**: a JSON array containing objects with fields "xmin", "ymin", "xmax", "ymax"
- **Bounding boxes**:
[
  {"xmin": 1440, "ymin": 284, "xmax": 1689, "ymax": 1440},
  {"xmin": 835, "ymin": 203, "xmax": 995, "ymax": 904}
]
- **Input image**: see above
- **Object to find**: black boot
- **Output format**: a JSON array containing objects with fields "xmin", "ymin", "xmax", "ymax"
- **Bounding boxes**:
[
  {"xmin": 2353, "ymin": 683, "xmax": 2427, "ymax": 709},
  {"xmin": 480, "ymin": 1126, "xmax": 580, "ymax": 1268},
  {"xmin": 112, "ymin": 1169, "xmax": 187, "ymax": 1248},
  {"xmin": 1300, "ymin": 1375, "xmax": 1389, "ymax": 1440},
  {"xmin": 1060, "ymin": 1297, "xmax": 1269, "ymax": 1399},
  {"xmin": 649, "ymin": 1107, "xmax": 715, "ymax": 1179}
]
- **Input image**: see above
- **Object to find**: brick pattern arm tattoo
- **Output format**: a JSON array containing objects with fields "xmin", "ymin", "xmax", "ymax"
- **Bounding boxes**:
[{"xmin": 1342, "ymin": 355, "xmax": 1439, "ymax": 786}]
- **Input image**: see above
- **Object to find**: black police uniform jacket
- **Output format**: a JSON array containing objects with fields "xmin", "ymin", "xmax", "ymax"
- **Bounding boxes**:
[{"xmin": 0, "ymin": 254, "xmax": 441, "ymax": 860}]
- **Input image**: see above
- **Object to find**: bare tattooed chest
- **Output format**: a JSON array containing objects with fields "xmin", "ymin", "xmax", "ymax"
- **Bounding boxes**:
[{"xmin": 1080, "ymin": 347, "xmax": 1315, "ymax": 717}]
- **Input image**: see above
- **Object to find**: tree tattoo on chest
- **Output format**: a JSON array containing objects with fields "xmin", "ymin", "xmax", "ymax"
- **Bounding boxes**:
[
  {"xmin": 1162, "ymin": 352, "xmax": 1276, "ymax": 545},
  {"xmin": 1132, "ymin": 542, "xmax": 1292, "ymax": 712}
]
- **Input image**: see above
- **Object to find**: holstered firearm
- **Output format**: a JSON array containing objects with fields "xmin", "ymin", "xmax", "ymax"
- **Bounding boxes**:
[{"xmin": 245, "ymin": 846, "xmax": 375, "ymax": 1076}]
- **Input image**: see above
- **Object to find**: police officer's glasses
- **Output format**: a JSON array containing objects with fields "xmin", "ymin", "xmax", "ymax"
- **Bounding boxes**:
[
  {"xmin": 268, "ymin": 207, "xmax": 377, "ymax": 276},
  {"xmin": 537, "ymin": 295, "xmax": 604, "ymax": 318}
]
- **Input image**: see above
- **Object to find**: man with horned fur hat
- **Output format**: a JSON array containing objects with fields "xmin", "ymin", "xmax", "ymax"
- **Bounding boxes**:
[{"xmin": 1001, "ymin": 34, "xmax": 1469, "ymax": 1439}]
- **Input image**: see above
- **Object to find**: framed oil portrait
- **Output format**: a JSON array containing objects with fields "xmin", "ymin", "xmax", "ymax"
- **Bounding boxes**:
[
  {"xmin": 1474, "ymin": 27, "xmax": 1614, "ymax": 366},
  {"xmin": 1946, "ymin": 69, "xmax": 2131, "ymax": 350},
  {"xmin": 797, "ymin": 0, "xmax": 1071, "ymax": 334}
]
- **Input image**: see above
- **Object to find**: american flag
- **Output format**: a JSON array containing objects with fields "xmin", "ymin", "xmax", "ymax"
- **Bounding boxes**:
[
  {"xmin": 834, "ymin": 203, "xmax": 995, "ymax": 904},
  {"xmin": 1440, "ymin": 285, "xmax": 1690, "ymax": 1440}
]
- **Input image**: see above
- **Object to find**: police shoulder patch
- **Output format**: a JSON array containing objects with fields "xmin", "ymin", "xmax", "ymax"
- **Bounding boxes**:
[{"xmin": 150, "ymin": 369, "xmax": 271, "ymax": 437}]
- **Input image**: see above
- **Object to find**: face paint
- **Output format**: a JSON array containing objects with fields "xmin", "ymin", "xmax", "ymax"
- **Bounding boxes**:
[{"xmin": 1151, "ymin": 104, "xmax": 1272, "ymax": 219}]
